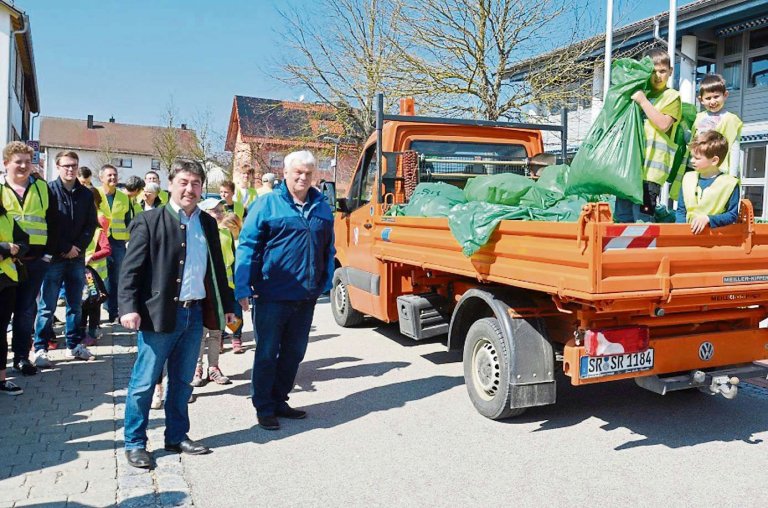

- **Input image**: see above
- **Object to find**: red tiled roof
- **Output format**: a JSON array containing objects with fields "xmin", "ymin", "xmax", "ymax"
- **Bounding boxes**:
[{"xmin": 40, "ymin": 117, "xmax": 197, "ymax": 156}]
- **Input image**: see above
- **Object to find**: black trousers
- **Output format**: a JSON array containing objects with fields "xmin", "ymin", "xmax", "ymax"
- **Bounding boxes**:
[{"xmin": 1, "ymin": 286, "xmax": 16, "ymax": 371}]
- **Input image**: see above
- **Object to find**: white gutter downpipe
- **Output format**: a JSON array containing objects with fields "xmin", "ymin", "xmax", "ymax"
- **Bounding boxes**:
[
  {"xmin": 603, "ymin": 0, "xmax": 614, "ymax": 100},
  {"xmin": 660, "ymin": 0, "xmax": 677, "ymax": 206},
  {"xmin": 7, "ymin": 13, "xmax": 29, "ymax": 143}
]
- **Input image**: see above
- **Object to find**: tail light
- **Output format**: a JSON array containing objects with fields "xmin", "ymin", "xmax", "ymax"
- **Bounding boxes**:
[{"xmin": 584, "ymin": 326, "xmax": 649, "ymax": 356}]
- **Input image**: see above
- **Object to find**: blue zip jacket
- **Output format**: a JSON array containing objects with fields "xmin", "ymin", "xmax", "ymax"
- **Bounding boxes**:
[{"xmin": 234, "ymin": 183, "xmax": 335, "ymax": 302}]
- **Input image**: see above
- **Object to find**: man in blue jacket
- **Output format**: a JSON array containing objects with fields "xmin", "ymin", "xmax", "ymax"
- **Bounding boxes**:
[
  {"xmin": 235, "ymin": 150, "xmax": 335, "ymax": 430},
  {"xmin": 33, "ymin": 151, "xmax": 98, "ymax": 367}
]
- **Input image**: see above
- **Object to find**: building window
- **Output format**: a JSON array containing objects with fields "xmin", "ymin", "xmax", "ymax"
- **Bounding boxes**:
[
  {"xmin": 748, "ymin": 55, "xmax": 768, "ymax": 88},
  {"xmin": 742, "ymin": 145, "xmax": 768, "ymax": 218},
  {"xmin": 151, "ymin": 159, "xmax": 161, "ymax": 170},
  {"xmin": 749, "ymin": 26, "xmax": 768, "ymax": 51},
  {"xmin": 111, "ymin": 158, "xmax": 133, "ymax": 168},
  {"xmin": 724, "ymin": 34, "xmax": 743, "ymax": 57},
  {"xmin": 723, "ymin": 62, "xmax": 742, "ymax": 91},
  {"xmin": 269, "ymin": 154, "xmax": 283, "ymax": 168}
]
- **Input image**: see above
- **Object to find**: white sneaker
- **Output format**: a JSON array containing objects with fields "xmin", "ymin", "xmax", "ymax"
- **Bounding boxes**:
[
  {"xmin": 0, "ymin": 380, "xmax": 23, "ymax": 396},
  {"xmin": 33, "ymin": 349, "xmax": 53, "ymax": 369},
  {"xmin": 151, "ymin": 386, "xmax": 164, "ymax": 410},
  {"xmin": 66, "ymin": 344, "xmax": 95, "ymax": 361}
]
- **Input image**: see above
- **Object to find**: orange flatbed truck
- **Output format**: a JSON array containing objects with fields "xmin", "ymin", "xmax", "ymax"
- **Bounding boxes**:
[{"xmin": 327, "ymin": 94, "xmax": 768, "ymax": 420}]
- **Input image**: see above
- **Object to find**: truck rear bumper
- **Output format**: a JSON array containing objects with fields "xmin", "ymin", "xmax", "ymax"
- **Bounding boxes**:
[{"xmin": 634, "ymin": 363, "xmax": 768, "ymax": 395}]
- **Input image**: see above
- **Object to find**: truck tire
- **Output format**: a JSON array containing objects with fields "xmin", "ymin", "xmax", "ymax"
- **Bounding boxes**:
[
  {"xmin": 331, "ymin": 271, "xmax": 364, "ymax": 327},
  {"xmin": 463, "ymin": 317, "xmax": 526, "ymax": 420}
]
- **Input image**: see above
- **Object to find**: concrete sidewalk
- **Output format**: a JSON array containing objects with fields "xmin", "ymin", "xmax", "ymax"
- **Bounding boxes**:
[{"xmin": 0, "ymin": 318, "xmax": 195, "ymax": 507}]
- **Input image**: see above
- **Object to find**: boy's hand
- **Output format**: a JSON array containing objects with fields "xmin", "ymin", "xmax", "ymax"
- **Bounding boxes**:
[
  {"xmin": 690, "ymin": 215, "xmax": 710, "ymax": 234},
  {"xmin": 631, "ymin": 90, "xmax": 647, "ymax": 104}
]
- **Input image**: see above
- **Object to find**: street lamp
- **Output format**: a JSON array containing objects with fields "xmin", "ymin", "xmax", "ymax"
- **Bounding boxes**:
[{"xmin": 321, "ymin": 135, "xmax": 355, "ymax": 183}]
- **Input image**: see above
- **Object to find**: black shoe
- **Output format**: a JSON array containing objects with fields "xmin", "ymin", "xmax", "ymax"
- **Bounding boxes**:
[
  {"xmin": 125, "ymin": 449, "xmax": 152, "ymax": 469},
  {"xmin": 164, "ymin": 439, "xmax": 210, "ymax": 455},
  {"xmin": 275, "ymin": 405, "xmax": 307, "ymax": 419},
  {"xmin": 257, "ymin": 415, "xmax": 280, "ymax": 430},
  {"xmin": 12, "ymin": 358, "xmax": 37, "ymax": 376}
]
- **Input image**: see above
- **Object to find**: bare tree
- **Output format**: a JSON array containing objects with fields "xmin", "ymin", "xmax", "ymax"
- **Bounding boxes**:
[
  {"xmin": 97, "ymin": 132, "xmax": 119, "ymax": 169},
  {"xmin": 276, "ymin": 0, "xmax": 406, "ymax": 140},
  {"xmin": 391, "ymin": 0, "xmax": 602, "ymax": 121},
  {"xmin": 153, "ymin": 100, "xmax": 184, "ymax": 172}
]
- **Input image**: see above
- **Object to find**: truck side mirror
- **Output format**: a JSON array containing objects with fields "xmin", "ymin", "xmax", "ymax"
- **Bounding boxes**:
[
  {"xmin": 320, "ymin": 181, "xmax": 337, "ymax": 210},
  {"xmin": 336, "ymin": 197, "xmax": 351, "ymax": 214}
]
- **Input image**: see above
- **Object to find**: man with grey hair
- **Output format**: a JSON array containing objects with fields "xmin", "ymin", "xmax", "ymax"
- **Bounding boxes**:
[
  {"xmin": 257, "ymin": 172, "xmax": 276, "ymax": 197},
  {"xmin": 235, "ymin": 150, "xmax": 335, "ymax": 430}
]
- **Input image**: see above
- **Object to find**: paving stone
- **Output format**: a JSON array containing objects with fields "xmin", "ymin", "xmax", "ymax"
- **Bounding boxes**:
[
  {"xmin": 0, "ymin": 474, "xmax": 26, "ymax": 489},
  {"xmin": 159, "ymin": 489, "xmax": 193, "ymax": 507},
  {"xmin": 14, "ymin": 496, "xmax": 68, "ymax": 508},
  {"xmin": 117, "ymin": 473, "xmax": 154, "ymax": 490},
  {"xmin": 67, "ymin": 489, "xmax": 117, "ymax": 507},
  {"xmin": 0, "ymin": 485, "xmax": 30, "ymax": 503},
  {"xmin": 29, "ymin": 479, "xmax": 88, "ymax": 498},
  {"xmin": 117, "ymin": 488, "xmax": 157, "ymax": 507}
]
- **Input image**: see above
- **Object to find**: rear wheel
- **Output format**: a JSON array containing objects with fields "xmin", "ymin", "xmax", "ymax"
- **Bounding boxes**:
[
  {"xmin": 463, "ymin": 317, "xmax": 526, "ymax": 420},
  {"xmin": 331, "ymin": 271, "xmax": 364, "ymax": 327}
]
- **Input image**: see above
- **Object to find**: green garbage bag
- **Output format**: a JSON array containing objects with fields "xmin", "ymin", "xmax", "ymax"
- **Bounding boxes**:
[
  {"xmin": 667, "ymin": 102, "xmax": 698, "ymax": 200},
  {"xmin": 519, "ymin": 164, "xmax": 570, "ymax": 209},
  {"xmin": 653, "ymin": 204, "xmax": 676, "ymax": 223},
  {"xmin": 448, "ymin": 202, "xmax": 532, "ymax": 256},
  {"xmin": 565, "ymin": 57, "xmax": 653, "ymax": 204},
  {"xmin": 463, "ymin": 173, "xmax": 534, "ymax": 205},
  {"xmin": 402, "ymin": 182, "xmax": 466, "ymax": 217}
]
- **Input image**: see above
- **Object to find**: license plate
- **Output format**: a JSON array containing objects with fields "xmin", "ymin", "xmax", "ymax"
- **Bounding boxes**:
[{"xmin": 579, "ymin": 349, "xmax": 654, "ymax": 379}]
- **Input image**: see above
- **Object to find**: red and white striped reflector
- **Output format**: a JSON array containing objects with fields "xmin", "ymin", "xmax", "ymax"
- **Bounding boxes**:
[{"xmin": 602, "ymin": 225, "xmax": 660, "ymax": 252}]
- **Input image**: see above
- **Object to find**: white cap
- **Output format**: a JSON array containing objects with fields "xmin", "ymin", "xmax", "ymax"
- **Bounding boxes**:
[
  {"xmin": 262, "ymin": 173, "xmax": 276, "ymax": 183},
  {"xmin": 199, "ymin": 197, "xmax": 224, "ymax": 211}
]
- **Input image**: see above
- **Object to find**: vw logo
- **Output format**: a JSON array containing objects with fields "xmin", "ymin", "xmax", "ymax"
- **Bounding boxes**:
[{"xmin": 699, "ymin": 342, "xmax": 714, "ymax": 361}]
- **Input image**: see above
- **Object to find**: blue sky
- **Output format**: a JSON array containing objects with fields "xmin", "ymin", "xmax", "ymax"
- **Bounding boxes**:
[{"xmin": 18, "ymin": 0, "xmax": 681, "ymax": 149}]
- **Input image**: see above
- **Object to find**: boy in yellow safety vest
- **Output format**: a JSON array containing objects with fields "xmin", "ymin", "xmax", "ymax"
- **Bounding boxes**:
[
  {"xmin": 676, "ymin": 131, "xmax": 740, "ymax": 233},
  {"xmin": 617, "ymin": 49, "xmax": 682, "ymax": 223},
  {"xmin": 692, "ymin": 74, "xmax": 743, "ymax": 177}
]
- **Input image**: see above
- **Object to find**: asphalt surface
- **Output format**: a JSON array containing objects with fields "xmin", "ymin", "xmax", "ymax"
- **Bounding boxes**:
[{"xmin": 183, "ymin": 296, "xmax": 768, "ymax": 507}]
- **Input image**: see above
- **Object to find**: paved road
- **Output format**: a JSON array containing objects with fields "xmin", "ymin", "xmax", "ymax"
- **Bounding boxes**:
[{"xmin": 2, "ymin": 297, "xmax": 768, "ymax": 507}]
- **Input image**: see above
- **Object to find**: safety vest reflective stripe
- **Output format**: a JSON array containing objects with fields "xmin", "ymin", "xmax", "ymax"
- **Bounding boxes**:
[
  {"xmin": 0, "ymin": 179, "xmax": 50, "ymax": 245},
  {"xmin": 0, "ymin": 215, "xmax": 18, "ymax": 282},
  {"xmin": 643, "ymin": 88, "xmax": 681, "ymax": 186},
  {"xmin": 101, "ymin": 189, "xmax": 132, "ymax": 240},
  {"xmin": 682, "ymin": 172, "xmax": 739, "ymax": 221}
]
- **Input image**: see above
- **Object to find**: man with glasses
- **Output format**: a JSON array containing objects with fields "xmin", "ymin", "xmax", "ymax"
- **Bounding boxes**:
[
  {"xmin": 1, "ymin": 142, "xmax": 58, "ymax": 376},
  {"xmin": 32, "ymin": 151, "xmax": 97, "ymax": 367}
]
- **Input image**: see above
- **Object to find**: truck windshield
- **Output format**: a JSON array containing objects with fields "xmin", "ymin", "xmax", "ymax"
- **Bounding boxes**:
[{"xmin": 409, "ymin": 140, "xmax": 529, "ymax": 180}]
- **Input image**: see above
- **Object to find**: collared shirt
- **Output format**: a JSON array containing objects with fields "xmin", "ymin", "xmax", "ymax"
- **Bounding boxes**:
[
  {"xmin": 169, "ymin": 199, "xmax": 208, "ymax": 301},
  {"xmin": 293, "ymin": 197, "xmax": 311, "ymax": 219}
]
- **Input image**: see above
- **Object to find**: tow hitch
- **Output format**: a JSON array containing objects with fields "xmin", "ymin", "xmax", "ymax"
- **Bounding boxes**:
[
  {"xmin": 696, "ymin": 373, "xmax": 739, "ymax": 399},
  {"xmin": 635, "ymin": 364, "xmax": 767, "ymax": 397}
]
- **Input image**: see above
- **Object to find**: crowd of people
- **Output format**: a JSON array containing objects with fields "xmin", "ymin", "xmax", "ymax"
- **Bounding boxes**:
[{"xmin": 0, "ymin": 145, "xmax": 334, "ymax": 470}]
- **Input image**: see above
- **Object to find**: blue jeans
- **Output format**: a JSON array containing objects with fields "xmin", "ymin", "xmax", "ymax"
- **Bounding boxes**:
[
  {"xmin": 250, "ymin": 299, "xmax": 316, "ymax": 416},
  {"xmin": 106, "ymin": 238, "xmax": 126, "ymax": 320},
  {"xmin": 123, "ymin": 305, "xmax": 203, "ymax": 450},
  {"xmin": 614, "ymin": 197, "xmax": 653, "ymax": 223},
  {"xmin": 34, "ymin": 258, "xmax": 86, "ymax": 351},
  {"xmin": 12, "ymin": 257, "xmax": 49, "ymax": 361}
]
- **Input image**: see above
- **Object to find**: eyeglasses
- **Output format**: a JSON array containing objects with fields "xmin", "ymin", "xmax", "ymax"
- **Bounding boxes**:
[{"xmin": 58, "ymin": 164, "xmax": 78, "ymax": 169}]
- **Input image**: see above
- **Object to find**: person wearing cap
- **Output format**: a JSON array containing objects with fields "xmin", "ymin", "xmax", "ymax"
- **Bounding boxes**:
[
  {"xmin": 119, "ymin": 160, "xmax": 235, "ymax": 469},
  {"xmin": 191, "ymin": 197, "xmax": 236, "ymax": 386},
  {"xmin": 257, "ymin": 173, "xmax": 276, "ymax": 197}
]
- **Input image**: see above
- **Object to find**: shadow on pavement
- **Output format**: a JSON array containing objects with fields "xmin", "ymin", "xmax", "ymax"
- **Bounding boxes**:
[
  {"xmin": 508, "ymin": 372, "xmax": 768, "ymax": 450},
  {"xmin": 204, "ymin": 375, "xmax": 463, "ymax": 446}
]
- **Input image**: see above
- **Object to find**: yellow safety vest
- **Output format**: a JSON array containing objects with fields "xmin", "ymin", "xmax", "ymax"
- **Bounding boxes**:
[
  {"xmin": 643, "ymin": 88, "xmax": 682, "ymax": 186},
  {"xmin": 0, "ymin": 178, "xmax": 49, "ymax": 245},
  {"xmin": 235, "ymin": 186, "xmax": 257, "ymax": 208},
  {"xmin": 692, "ymin": 111, "xmax": 743, "ymax": 176},
  {"xmin": 0, "ymin": 214, "xmax": 18, "ymax": 282},
  {"xmin": 85, "ymin": 219, "xmax": 109, "ymax": 282},
  {"xmin": 229, "ymin": 201, "xmax": 245, "ymax": 220},
  {"xmin": 682, "ymin": 172, "xmax": 739, "ymax": 221},
  {"xmin": 219, "ymin": 226, "xmax": 235, "ymax": 289},
  {"xmin": 97, "ymin": 188, "xmax": 133, "ymax": 240}
]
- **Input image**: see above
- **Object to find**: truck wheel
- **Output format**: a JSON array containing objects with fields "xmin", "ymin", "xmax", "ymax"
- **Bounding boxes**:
[
  {"xmin": 331, "ymin": 271, "xmax": 364, "ymax": 327},
  {"xmin": 463, "ymin": 317, "xmax": 526, "ymax": 420}
]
